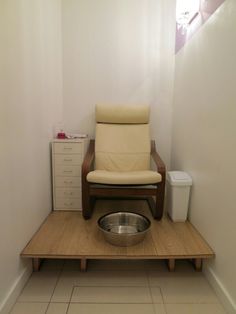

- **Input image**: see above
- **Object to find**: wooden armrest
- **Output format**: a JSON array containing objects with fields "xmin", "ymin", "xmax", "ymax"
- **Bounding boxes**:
[
  {"xmin": 82, "ymin": 139, "xmax": 95, "ymax": 178},
  {"xmin": 151, "ymin": 140, "xmax": 166, "ymax": 175}
]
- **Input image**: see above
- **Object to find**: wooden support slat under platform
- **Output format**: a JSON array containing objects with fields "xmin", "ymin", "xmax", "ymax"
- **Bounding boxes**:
[
  {"xmin": 166, "ymin": 258, "xmax": 203, "ymax": 272},
  {"xmin": 167, "ymin": 258, "xmax": 176, "ymax": 272},
  {"xmin": 193, "ymin": 258, "xmax": 203, "ymax": 271},
  {"xmin": 21, "ymin": 200, "xmax": 214, "ymax": 272},
  {"xmin": 32, "ymin": 257, "xmax": 88, "ymax": 272},
  {"xmin": 80, "ymin": 258, "xmax": 87, "ymax": 272},
  {"xmin": 32, "ymin": 258, "xmax": 42, "ymax": 272}
]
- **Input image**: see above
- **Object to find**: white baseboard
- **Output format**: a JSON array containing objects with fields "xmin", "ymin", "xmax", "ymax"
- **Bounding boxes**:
[
  {"xmin": 204, "ymin": 265, "xmax": 236, "ymax": 314},
  {"xmin": 0, "ymin": 265, "xmax": 32, "ymax": 314}
]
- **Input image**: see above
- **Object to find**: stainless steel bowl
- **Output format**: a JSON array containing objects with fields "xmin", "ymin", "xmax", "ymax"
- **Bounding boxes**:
[{"xmin": 98, "ymin": 212, "xmax": 151, "ymax": 247}]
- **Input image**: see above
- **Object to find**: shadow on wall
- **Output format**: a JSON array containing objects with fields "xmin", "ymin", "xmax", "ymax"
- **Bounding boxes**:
[{"xmin": 175, "ymin": 0, "xmax": 225, "ymax": 53}]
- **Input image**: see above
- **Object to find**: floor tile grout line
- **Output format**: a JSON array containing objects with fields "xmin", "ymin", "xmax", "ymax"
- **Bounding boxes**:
[
  {"xmin": 12, "ymin": 301, "xmax": 225, "ymax": 305},
  {"xmin": 159, "ymin": 287, "xmax": 168, "ymax": 314},
  {"xmin": 66, "ymin": 284, "xmax": 78, "ymax": 313},
  {"xmin": 69, "ymin": 301, "xmax": 159, "ymax": 304},
  {"xmin": 71, "ymin": 285, "xmax": 150, "ymax": 288},
  {"xmin": 161, "ymin": 301, "xmax": 223, "ymax": 304},
  {"xmin": 16, "ymin": 301, "xmax": 49, "ymax": 304},
  {"xmin": 145, "ymin": 268, "xmax": 156, "ymax": 311},
  {"xmin": 147, "ymin": 273, "xmax": 165, "ymax": 314},
  {"xmin": 71, "ymin": 283, "xmax": 160, "ymax": 306},
  {"xmin": 161, "ymin": 302, "xmax": 225, "ymax": 304},
  {"xmin": 45, "ymin": 264, "xmax": 65, "ymax": 314},
  {"xmin": 15, "ymin": 300, "xmax": 222, "ymax": 304},
  {"xmin": 69, "ymin": 302, "xmax": 164, "ymax": 304}
]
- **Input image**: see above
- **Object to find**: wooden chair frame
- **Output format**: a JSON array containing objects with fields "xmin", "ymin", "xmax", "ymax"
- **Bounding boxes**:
[{"xmin": 82, "ymin": 139, "xmax": 166, "ymax": 220}]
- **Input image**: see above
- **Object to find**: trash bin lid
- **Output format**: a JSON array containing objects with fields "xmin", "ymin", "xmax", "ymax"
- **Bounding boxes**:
[{"xmin": 167, "ymin": 171, "xmax": 192, "ymax": 186}]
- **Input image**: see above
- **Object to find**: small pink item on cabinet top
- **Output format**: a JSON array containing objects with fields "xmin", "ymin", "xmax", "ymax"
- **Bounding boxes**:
[{"xmin": 57, "ymin": 131, "xmax": 66, "ymax": 139}]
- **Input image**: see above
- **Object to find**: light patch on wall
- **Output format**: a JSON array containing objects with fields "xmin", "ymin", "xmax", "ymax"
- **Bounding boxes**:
[
  {"xmin": 176, "ymin": 0, "xmax": 200, "ymax": 30},
  {"xmin": 175, "ymin": 0, "xmax": 225, "ymax": 53}
]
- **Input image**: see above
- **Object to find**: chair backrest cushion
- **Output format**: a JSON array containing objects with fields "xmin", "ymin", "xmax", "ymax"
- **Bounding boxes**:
[
  {"xmin": 95, "ymin": 124, "xmax": 151, "ymax": 172},
  {"xmin": 96, "ymin": 104, "xmax": 149, "ymax": 124}
]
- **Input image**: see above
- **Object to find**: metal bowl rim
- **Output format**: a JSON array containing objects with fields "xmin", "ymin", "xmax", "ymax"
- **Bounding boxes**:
[{"xmin": 97, "ymin": 211, "xmax": 151, "ymax": 235}]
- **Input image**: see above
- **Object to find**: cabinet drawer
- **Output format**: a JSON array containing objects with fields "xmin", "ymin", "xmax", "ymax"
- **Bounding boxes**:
[
  {"xmin": 55, "ymin": 198, "xmax": 82, "ymax": 209},
  {"xmin": 53, "ymin": 142, "xmax": 83, "ymax": 154},
  {"xmin": 54, "ymin": 165, "xmax": 81, "ymax": 177},
  {"xmin": 55, "ymin": 188, "xmax": 81, "ymax": 198},
  {"xmin": 54, "ymin": 177, "xmax": 81, "ymax": 187},
  {"xmin": 54, "ymin": 154, "xmax": 82, "ymax": 166}
]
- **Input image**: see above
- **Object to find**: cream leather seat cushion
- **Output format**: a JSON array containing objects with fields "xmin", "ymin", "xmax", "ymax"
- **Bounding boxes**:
[{"xmin": 87, "ymin": 170, "xmax": 162, "ymax": 185}]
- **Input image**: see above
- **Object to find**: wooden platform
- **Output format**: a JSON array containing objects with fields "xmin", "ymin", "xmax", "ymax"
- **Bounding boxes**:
[{"xmin": 21, "ymin": 200, "xmax": 214, "ymax": 272}]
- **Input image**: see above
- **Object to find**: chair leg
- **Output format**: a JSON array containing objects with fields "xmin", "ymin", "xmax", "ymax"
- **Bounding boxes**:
[
  {"xmin": 147, "ymin": 196, "xmax": 157, "ymax": 218},
  {"xmin": 146, "ymin": 184, "xmax": 164, "ymax": 220},
  {"xmin": 146, "ymin": 195, "xmax": 162, "ymax": 220},
  {"xmin": 82, "ymin": 182, "xmax": 94, "ymax": 219},
  {"xmin": 82, "ymin": 198, "xmax": 96, "ymax": 219},
  {"xmin": 82, "ymin": 202, "xmax": 91, "ymax": 220},
  {"xmin": 154, "ymin": 181, "xmax": 165, "ymax": 220}
]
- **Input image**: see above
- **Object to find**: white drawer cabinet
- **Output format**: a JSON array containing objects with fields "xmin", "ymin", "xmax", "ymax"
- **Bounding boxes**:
[{"xmin": 52, "ymin": 139, "xmax": 88, "ymax": 211}]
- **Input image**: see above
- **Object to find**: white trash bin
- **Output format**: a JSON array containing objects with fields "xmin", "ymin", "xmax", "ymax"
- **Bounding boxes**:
[{"xmin": 166, "ymin": 171, "xmax": 192, "ymax": 222}]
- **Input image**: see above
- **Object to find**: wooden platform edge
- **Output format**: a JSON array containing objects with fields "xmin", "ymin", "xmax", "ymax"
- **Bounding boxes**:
[
  {"xmin": 20, "ymin": 211, "xmax": 215, "ymax": 273},
  {"xmin": 21, "ymin": 253, "xmax": 214, "ymax": 259}
]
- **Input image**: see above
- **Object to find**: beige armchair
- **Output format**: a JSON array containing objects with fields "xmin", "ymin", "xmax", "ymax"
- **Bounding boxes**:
[{"xmin": 82, "ymin": 105, "xmax": 166, "ymax": 219}]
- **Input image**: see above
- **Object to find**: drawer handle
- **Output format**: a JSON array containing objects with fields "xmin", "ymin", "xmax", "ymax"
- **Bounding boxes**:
[
  {"xmin": 64, "ymin": 159, "xmax": 72, "ymax": 162},
  {"xmin": 64, "ymin": 170, "xmax": 72, "ymax": 173},
  {"xmin": 64, "ymin": 181, "xmax": 73, "ymax": 184},
  {"xmin": 64, "ymin": 202, "xmax": 73, "ymax": 206},
  {"xmin": 63, "ymin": 147, "xmax": 72, "ymax": 150},
  {"xmin": 64, "ymin": 192, "xmax": 73, "ymax": 195}
]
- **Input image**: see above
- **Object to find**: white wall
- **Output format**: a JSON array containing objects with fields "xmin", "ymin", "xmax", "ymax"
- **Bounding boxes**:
[
  {"xmin": 61, "ymin": 0, "xmax": 175, "ymax": 167},
  {"xmin": 0, "ymin": 1, "xmax": 63, "ymax": 312},
  {"xmin": 171, "ymin": 0, "xmax": 236, "ymax": 312}
]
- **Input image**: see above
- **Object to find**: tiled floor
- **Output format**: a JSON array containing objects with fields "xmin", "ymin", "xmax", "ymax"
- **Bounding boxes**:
[{"xmin": 10, "ymin": 259, "xmax": 227, "ymax": 314}]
